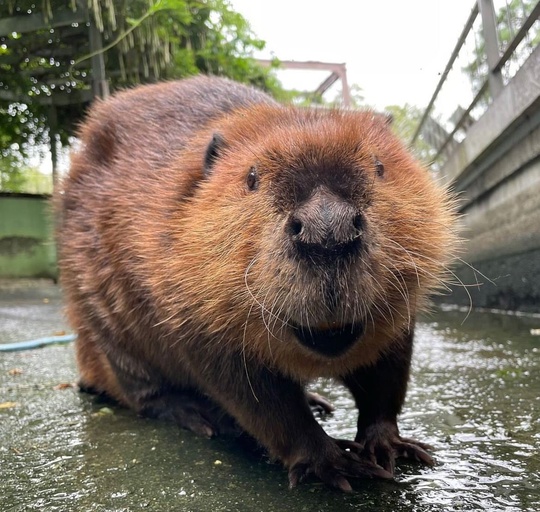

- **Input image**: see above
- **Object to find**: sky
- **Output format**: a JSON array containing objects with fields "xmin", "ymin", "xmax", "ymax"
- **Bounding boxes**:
[{"xmin": 229, "ymin": 0, "xmax": 476, "ymax": 110}]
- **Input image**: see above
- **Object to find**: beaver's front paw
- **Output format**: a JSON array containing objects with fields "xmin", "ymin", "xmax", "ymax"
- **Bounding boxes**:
[
  {"xmin": 356, "ymin": 419, "xmax": 434, "ymax": 475},
  {"xmin": 305, "ymin": 391, "xmax": 335, "ymax": 416},
  {"xmin": 287, "ymin": 437, "xmax": 392, "ymax": 492}
]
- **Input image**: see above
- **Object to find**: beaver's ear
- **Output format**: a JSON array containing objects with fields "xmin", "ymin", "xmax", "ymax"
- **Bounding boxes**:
[{"xmin": 204, "ymin": 133, "xmax": 226, "ymax": 176}]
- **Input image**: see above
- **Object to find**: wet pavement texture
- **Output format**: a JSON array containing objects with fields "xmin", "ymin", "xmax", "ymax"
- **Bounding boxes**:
[{"xmin": 1, "ymin": 280, "xmax": 539, "ymax": 511}]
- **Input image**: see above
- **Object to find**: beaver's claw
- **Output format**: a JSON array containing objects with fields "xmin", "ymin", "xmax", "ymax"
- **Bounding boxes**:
[
  {"xmin": 288, "ymin": 437, "xmax": 393, "ymax": 492},
  {"xmin": 355, "ymin": 419, "xmax": 434, "ymax": 475}
]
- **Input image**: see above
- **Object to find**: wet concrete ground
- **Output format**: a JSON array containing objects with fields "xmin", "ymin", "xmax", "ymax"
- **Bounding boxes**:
[{"xmin": 1, "ymin": 280, "xmax": 539, "ymax": 511}]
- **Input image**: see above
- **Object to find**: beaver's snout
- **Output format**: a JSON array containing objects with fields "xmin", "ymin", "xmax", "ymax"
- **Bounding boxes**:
[{"xmin": 285, "ymin": 188, "xmax": 364, "ymax": 261}]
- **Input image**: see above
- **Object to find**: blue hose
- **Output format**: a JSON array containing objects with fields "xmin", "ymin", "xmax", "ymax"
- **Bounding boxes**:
[{"xmin": 0, "ymin": 334, "xmax": 76, "ymax": 352}]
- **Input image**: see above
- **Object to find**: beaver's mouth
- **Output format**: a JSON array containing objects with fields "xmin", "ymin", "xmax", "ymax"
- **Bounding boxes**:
[{"xmin": 291, "ymin": 322, "xmax": 364, "ymax": 358}]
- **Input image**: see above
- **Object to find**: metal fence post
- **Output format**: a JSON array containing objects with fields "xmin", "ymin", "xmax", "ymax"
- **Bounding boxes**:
[{"xmin": 478, "ymin": 0, "xmax": 505, "ymax": 98}]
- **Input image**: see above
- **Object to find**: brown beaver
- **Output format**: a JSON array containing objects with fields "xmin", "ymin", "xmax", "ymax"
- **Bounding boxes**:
[{"xmin": 57, "ymin": 75, "xmax": 457, "ymax": 492}]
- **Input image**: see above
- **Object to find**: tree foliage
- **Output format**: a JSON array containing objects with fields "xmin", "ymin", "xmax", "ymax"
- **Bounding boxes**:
[
  {"xmin": 385, "ymin": 104, "xmax": 434, "ymax": 165},
  {"xmin": 0, "ymin": 0, "xmax": 283, "ymax": 192}
]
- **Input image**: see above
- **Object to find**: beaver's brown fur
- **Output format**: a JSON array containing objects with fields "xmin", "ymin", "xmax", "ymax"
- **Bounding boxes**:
[{"xmin": 57, "ymin": 75, "xmax": 457, "ymax": 491}]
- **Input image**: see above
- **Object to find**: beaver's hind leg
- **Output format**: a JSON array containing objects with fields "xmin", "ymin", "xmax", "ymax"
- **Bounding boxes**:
[
  {"xmin": 75, "ymin": 329, "xmax": 126, "ymax": 402},
  {"xmin": 76, "ymin": 330, "xmax": 239, "ymax": 437},
  {"xmin": 136, "ymin": 389, "xmax": 241, "ymax": 437}
]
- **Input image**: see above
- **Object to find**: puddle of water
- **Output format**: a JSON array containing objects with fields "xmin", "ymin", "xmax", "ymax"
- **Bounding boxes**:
[{"xmin": 1, "ymin": 293, "xmax": 539, "ymax": 511}]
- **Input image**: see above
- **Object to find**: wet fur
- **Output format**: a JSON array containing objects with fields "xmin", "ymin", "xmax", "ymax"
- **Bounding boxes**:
[{"xmin": 57, "ymin": 75, "xmax": 457, "ymax": 490}]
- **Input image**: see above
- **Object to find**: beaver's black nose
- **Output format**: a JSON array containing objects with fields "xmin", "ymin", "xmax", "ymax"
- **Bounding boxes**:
[{"xmin": 286, "ymin": 189, "xmax": 363, "ymax": 261}]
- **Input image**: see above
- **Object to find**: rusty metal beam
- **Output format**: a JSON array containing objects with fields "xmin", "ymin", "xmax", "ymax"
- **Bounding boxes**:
[
  {"xmin": 257, "ymin": 59, "xmax": 351, "ymax": 107},
  {"xmin": 314, "ymin": 72, "xmax": 339, "ymax": 97}
]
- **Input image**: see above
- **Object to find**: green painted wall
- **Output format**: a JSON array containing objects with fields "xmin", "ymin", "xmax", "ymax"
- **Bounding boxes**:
[{"xmin": 0, "ymin": 193, "xmax": 56, "ymax": 279}]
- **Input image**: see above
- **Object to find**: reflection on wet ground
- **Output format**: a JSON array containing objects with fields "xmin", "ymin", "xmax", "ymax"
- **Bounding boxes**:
[{"xmin": 1, "ymin": 280, "xmax": 539, "ymax": 511}]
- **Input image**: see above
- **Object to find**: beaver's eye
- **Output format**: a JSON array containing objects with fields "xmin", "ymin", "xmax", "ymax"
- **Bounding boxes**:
[
  {"xmin": 246, "ymin": 166, "xmax": 259, "ymax": 191},
  {"xmin": 374, "ymin": 159, "xmax": 385, "ymax": 177}
]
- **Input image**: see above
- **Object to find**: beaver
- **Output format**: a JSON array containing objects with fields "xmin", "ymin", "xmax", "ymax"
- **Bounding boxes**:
[{"xmin": 57, "ymin": 75, "xmax": 457, "ymax": 492}]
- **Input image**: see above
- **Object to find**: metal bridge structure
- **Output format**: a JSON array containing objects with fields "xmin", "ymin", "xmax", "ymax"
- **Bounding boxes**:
[{"xmin": 412, "ymin": 0, "xmax": 540, "ymax": 312}]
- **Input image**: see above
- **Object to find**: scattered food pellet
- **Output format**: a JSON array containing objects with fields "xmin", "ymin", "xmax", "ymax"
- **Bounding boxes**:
[
  {"xmin": 43, "ymin": 298, "xmax": 49, "ymax": 303},
  {"xmin": 530, "ymin": 328, "xmax": 540, "ymax": 335},
  {"xmin": 214, "ymin": 460, "xmax": 222, "ymax": 465},
  {"xmin": 92, "ymin": 407, "xmax": 115, "ymax": 417},
  {"xmin": 8, "ymin": 368, "xmax": 23, "ymax": 376},
  {"xmin": 53, "ymin": 382, "xmax": 75, "ymax": 390},
  {"xmin": 0, "ymin": 402, "xmax": 19, "ymax": 409}
]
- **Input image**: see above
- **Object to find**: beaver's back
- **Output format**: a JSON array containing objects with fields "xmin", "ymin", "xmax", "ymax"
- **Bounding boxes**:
[{"xmin": 72, "ymin": 75, "xmax": 274, "ymax": 179}]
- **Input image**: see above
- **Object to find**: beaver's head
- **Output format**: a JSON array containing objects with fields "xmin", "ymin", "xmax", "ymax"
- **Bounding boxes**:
[{"xmin": 166, "ymin": 106, "xmax": 457, "ymax": 368}]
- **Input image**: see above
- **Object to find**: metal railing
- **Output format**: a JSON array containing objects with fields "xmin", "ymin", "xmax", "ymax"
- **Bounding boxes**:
[{"xmin": 412, "ymin": 0, "xmax": 540, "ymax": 168}]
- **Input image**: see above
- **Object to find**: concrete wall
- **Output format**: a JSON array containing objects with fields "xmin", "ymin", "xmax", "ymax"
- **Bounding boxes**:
[
  {"xmin": 439, "ymin": 45, "xmax": 540, "ymax": 313},
  {"xmin": 0, "ymin": 193, "xmax": 56, "ymax": 279},
  {"xmin": 448, "ymin": 154, "xmax": 540, "ymax": 312}
]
